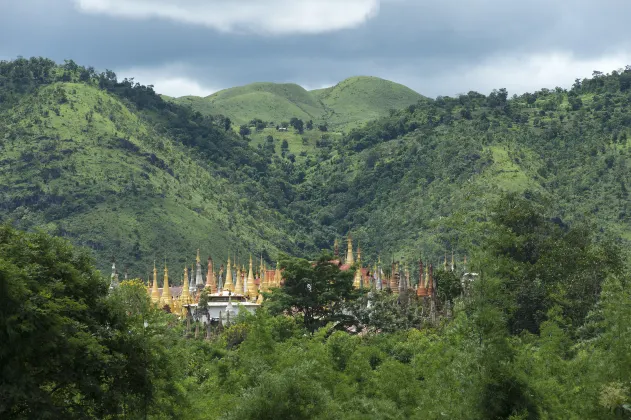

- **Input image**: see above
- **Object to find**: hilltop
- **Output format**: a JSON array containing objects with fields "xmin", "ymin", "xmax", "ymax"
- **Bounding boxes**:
[{"xmin": 167, "ymin": 76, "xmax": 426, "ymax": 132}]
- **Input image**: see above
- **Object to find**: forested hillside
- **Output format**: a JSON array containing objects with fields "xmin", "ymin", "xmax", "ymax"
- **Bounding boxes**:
[
  {"xmin": 2, "ymin": 57, "xmax": 631, "ymax": 278},
  {"xmin": 0, "ymin": 58, "xmax": 329, "ymax": 275},
  {"xmin": 293, "ymin": 71, "xmax": 631, "ymax": 263}
]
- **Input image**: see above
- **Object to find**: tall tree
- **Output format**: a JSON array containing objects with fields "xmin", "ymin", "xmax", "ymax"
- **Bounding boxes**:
[{"xmin": 265, "ymin": 253, "xmax": 355, "ymax": 332}]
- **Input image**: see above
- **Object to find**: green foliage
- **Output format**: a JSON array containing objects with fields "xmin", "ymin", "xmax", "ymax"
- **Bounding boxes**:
[
  {"xmin": 265, "ymin": 252, "xmax": 355, "ymax": 332},
  {"xmin": 0, "ymin": 224, "xmax": 188, "ymax": 419}
]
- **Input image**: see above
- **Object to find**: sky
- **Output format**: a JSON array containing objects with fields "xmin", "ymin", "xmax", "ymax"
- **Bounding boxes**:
[{"xmin": 1, "ymin": 0, "xmax": 631, "ymax": 98}]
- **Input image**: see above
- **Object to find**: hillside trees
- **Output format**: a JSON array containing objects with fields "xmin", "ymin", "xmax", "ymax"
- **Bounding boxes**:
[
  {"xmin": 476, "ymin": 193, "xmax": 623, "ymax": 334},
  {"xmin": 265, "ymin": 253, "xmax": 355, "ymax": 332},
  {"xmin": 0, "ymin": 225, "xmax": 184, "ymax": 418}
]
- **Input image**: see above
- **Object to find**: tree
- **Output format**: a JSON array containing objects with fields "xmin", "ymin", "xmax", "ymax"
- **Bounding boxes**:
[
  {"xmin": 223, "ymin": 117, "xmax": 231, "ymax": 131},
  {"xmin": 281, "ymin": 139, "xmax": 289, "ymax": 151},
  {"xmin": 239, "ymin": 125, "xmax": 251, "ymax": 137},
  {"xmin": 0, "ymin": 225, "xmax": 167, "ymax": 418},
  {"xmin": 265, "ymin": 253, "xmax": 355, "ymax": 332},
  {"xmin": 318, "ymin": 123, "xmax": 328, "ymax": 132},
  {"xmin": 477, "ymin": 192, "xmax": 623, "ymax": 334},
  {"xmin": 306, "ymin": 120, "xmax": 313, "ymax": 130}
]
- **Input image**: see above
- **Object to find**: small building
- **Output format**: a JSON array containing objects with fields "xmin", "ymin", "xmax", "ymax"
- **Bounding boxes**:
[{"xmin": 185, "ymin": 290, "xmax": 259, "ymax": 324}]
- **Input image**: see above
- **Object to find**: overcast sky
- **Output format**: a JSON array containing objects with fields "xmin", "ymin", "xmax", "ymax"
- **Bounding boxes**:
[{"xmin": 1, "ymin": 0, "xmax": 630, "ymax": 98}]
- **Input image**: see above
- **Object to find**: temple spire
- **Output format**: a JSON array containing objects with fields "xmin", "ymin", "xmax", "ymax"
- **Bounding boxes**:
[
  {"xmin": 109, "ymin": 258, "xmax": 119, "ymax": 291},
  {"xmin": 195, "ymin": 253, "xmax": 204, "ymax": 292},
  {"xmin": 451, "ymin": 250, "xmax": 455, "ymax": 272},
  {"xmin": 234, "ymin": 264, "xmax": 243, "ymax": 295},
  {"xmin": 160, "ymin": 263, "xmax": 172, "ymax": 309},
  {"xmin": 206, "ymin": 256, "xmax": 217, "ymax": 293},
  {"xmin": 346, "ymin": 234, "xmax": 354, "ymax": 265},
  {"xmin": 247, "ymin": 255, "xmax": 257, "ymax": 299},
  {"xmin": 225, "ymin": 257, "xmax": 234, "ymax": 292},
  {"xmin": 181, "ymin": 266, "xmax": 191, "ymax": 316},
  {"xmin": 443, "ymin": 252, "xmax": 448, "ymax": 272},
  {"xmin": 151, "ymin": 261, "xmax": 160, "ymax": 303}
]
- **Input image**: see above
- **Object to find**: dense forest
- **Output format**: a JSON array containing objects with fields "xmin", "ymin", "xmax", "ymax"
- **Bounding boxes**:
[{"xmin": 1, "ymin": 190, "xmax": 630, "ymax": 419}]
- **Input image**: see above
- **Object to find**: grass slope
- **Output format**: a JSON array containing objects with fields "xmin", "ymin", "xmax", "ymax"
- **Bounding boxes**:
[
  {"xmin": 168, "ymin": 76, "xmax": 425, "ymax": 132},
  {"xmin": 172, "ymin": 82, "xmax": 326, "ymax": 126},
  {"xmin": 313, "ymin": 76, "xmax": 426, "ymax": 131}
]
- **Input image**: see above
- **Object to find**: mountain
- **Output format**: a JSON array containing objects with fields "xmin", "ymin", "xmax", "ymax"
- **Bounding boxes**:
[
  {"xmin": 312, "ymin": 76, "xmax": 425, "ymax": 131},
  {"xmin": 166, "ymin": 76, "xmax": 426, "ymax": 132},
  {"xmin": 0, "ymin": 58, "xmax": 323, "ymax": 276},
  {"xmin": 293, "ymin": 78, "xmax": 631, "ymax": 263},
  {"xmin": 2, "ymin": 57, "xmax": 631, "ymax": 278}
]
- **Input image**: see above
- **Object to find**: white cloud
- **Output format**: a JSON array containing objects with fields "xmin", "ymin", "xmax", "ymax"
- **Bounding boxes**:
[
  {"xmin": 391, "ymin": 51, "xmax": 631, "ymax": 97},
  {"xmin": 116, "ymin": 64, "xmax": 217, "ymax": 97},
  {"xmin": 74, "ymin": 0, "xmax": 380, "ymax": 34}
]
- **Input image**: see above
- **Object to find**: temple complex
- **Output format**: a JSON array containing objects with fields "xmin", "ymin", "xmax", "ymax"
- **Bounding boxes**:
[{"xmin": 110, "ymin": 234, "xmax": 468, "ymax": 325}]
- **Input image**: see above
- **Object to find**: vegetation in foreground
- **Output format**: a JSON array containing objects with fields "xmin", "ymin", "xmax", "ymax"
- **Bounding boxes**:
[{"xmin": 1, "ymin": 193, "xmax": 630, "ymax": 419}]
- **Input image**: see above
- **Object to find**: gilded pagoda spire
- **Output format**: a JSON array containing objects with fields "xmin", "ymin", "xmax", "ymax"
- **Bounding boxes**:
[
  {"xmin": 247, "ymin": 255, "xmax": 257, "ymax": 299},
  {"xmin": 224, "ymin": 257, "xmax": 234, "ymax": 292},
  {"xmin": 151, "ymin": 260, "xmax": 160, "ymax": 304},
  {"xmin": 346, "ymin": 234, "xmax": 354, "ymax": 265},
  {"xmin": 160, "ymin": 262, "xmax": 173, "ymax": 308},
  {"xmin": 181, "ymin": 266, "xmax": 191, "ymax": 305},
  {"xmin": 234, "ymin": 264, "xmax": 243, "ymax": 295},
  {"xmin": 206, "ymin": 256, "xmax": 217, "ymax": 293}
]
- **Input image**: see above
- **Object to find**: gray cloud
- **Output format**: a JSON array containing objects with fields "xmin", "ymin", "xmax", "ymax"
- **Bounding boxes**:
[{"xmin": 1, "ymin": 0, "xmax": 630, "ymax": 97}]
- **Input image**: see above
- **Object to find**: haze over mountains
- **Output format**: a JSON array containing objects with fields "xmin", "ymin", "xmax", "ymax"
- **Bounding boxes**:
[{"xmin": 1, "ymin": 57, "xmax": 631, "ymax": 277}]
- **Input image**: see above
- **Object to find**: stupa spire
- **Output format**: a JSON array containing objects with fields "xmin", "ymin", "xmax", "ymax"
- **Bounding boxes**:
[
  {"xmin": 225, "ymin": 257, "xmax": 234, "ymax": 292},
  {"xmin": 247, "ymin": 255, "xmax": 257, "ymax": 299},
  {"xmin": 181, "ymin": 266, "xmax": 191, "ymax": 306},
  {"xmin": 206, "ymin": 256, "xmax": 217, "ymax": 293},
  {"xmin": 160, "ymin": 262, "xmax": 172, "ymax": 308},
  {"xmin": 151, "ymin": 261, "xmax": 160, "ymax": 303},
  {"xmin": 234, "ymin": 264, "xmax": 243, "ymax": 295},
  {"xmin": 346, "ymin": 234, "xmax": 354, "ymax": 265}
]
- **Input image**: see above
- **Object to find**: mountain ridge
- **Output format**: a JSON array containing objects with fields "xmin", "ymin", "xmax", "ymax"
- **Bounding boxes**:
[{"xmin": 165, "ymin": 75, "xmax": 425, "ymax": 131}]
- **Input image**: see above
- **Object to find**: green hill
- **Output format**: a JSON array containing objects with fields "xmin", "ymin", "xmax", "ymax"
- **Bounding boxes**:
[
  {"xmin": 2, "ymin": 57, "xmax": 631, "ymax": 279},
  {"xmin": 167, "ymin": 76, "xmax": 426, "ymax": 132},
  {"xmin": 312, "ymin": 76, "xmax": 426, "ymax": 131},
  {"xmin": 170, "ymin": 82, "xmax": 326, "ymax": 127},
  {"xmin": 293, "ymin": 79, "xmax": 631, "ymax": 263},
  {"xmin": 0, "ymin": 58, "xmax": 320, "ymax": 277}
]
